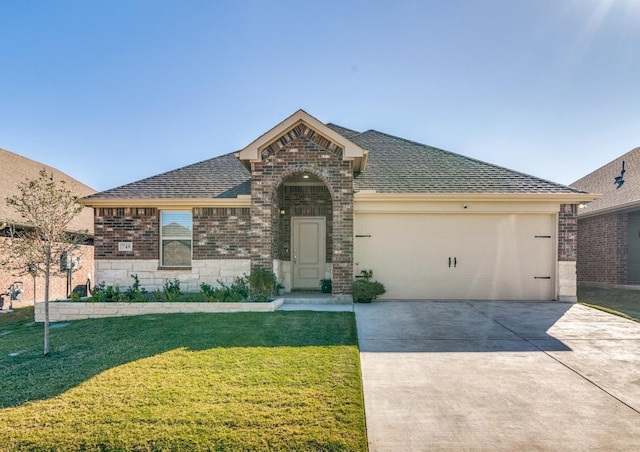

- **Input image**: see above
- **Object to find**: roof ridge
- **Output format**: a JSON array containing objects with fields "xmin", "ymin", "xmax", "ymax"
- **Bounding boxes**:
[
  {"xmin": 361, "ymin": 129, "xmax": 587, "ymax": 194},
  {"xmin": 326, "ymin": 123, "xmax": 362, "ymax": 139}
]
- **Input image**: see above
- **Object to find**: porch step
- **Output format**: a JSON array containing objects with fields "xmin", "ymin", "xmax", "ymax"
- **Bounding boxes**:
[{"xmin": 280, "ymin": 292, "xmax": 353, "ymax": 305}]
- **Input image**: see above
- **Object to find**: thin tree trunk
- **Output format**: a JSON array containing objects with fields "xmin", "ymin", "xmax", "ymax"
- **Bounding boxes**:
[{"xmin": 44, "ymin": 253, "xmax": 50, "ymax": 357}]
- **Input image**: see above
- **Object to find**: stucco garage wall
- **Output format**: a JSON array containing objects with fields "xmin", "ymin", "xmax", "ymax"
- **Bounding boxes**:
[
  {"xmin": 354, "ymin": 197, "xmax": 572, "ymax": 301},
  {"xmin": 355, "ymin": 212, "xmax": 555, "ymax": 300}
]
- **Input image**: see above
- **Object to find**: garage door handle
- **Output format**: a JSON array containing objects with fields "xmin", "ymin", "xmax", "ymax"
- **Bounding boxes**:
[
  {"xmin": 454, "ymin": 257, "xmax": 457, "ymax": 268},
  {"xmin": 448, "ymin": 257, "xmax": 451, "ymax": 268},
  {"xmin": 534, "ymin": 276, "xmax": 551, "ymax": 279}
]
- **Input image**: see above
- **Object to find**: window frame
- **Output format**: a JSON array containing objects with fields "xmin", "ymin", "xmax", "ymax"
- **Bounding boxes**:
[{"xmin": 159, "ymin": 210, "xmax": 193, "ymax": 268}]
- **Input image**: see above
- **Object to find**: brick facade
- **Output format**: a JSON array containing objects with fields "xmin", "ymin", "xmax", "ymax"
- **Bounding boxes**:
[
  {"xmin": 577, "ymin": 211, "xmax": 628, "ymax": 285},
  {"xmin": 249, "ymin": 123, "xmax": 354, "ymax": 294},
  {"xmin": 558, "ymin": 204, "xmax": 578, "ymax": 261},
  {"xmin": 94, "ymin": 208, "xmax": 159, "ymax": 260},
  {"xmin": 193, "ymin": 208, "xmax": 250, "ymax": 259},
  {"xmin": 95, "ymin": 207, "xmax": 251, "ymax": 262}
]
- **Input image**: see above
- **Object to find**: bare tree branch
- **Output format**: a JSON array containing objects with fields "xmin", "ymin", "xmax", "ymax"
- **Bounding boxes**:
[{"xmin": 1, "ymin": 169, "xmax": 88, "ymax": 356}]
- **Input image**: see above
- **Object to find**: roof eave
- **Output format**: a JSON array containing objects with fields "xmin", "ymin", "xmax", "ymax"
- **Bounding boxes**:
[
  {"xmin": 80, "ymin": 195, "xmax": 252, "ymax": 208},
  {"xmin": 577, "ymin": 198, "xmax": 640, "ymax": 219},
  {"xmin": 354, "ymin": 192, "xmax": 600, "ymax": 203}
]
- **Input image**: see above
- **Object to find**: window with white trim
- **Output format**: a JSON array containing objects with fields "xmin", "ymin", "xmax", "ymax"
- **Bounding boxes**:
[{"xmin": 160, "ymin": 211, "xmax": 192, "ymax": 267}]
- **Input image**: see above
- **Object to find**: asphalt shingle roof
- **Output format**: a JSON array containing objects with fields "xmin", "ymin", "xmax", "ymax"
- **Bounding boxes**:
[
  {"xmin": 337, "ymin": 127, "xmax": 585, "ymax": 195},
  {"xmin": 571, "ymin": 147, "xmax": 640, "ymax": 216},
  {"xmin": 84, "ymin": 152, "xmax": 251, "ymax": 200},
  {"xmin": 0, "ymin": 147, "xmax": 96, "ymax": 233},
  {"xmin": 86, "ymin": 122, "xmax": 586, "ymax": 201}
]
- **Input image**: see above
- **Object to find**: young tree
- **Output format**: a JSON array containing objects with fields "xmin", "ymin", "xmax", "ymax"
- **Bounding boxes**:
[{"xmin": 1, "ymin": 169, "xmax": 88, "ymax": 356}]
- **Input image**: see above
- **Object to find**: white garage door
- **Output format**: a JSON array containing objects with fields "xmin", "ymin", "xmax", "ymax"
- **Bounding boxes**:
[{"xmin": 354, "ymin": 213, "xmax": 555, "ymax": 300}]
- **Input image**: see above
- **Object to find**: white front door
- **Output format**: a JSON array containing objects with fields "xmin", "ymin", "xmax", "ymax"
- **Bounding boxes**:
[{"xmin": 292, "ymin": 217, "xmax": 326, "ymax": 289}]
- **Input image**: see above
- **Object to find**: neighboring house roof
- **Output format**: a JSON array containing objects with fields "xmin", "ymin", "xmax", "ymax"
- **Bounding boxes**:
[
  {"xmin": 0, "ymin": 147, "xmax": 96, "ymax": 233},
  {"xmin": 571, "ymin": 147, "xmax": 640, "ymax": 217},
  {"xmin": 83, "ymin": 115, "xmax": 589, "ymax": 204}
]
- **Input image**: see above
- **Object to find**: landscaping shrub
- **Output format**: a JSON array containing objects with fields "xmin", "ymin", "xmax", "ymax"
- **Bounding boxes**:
[
  {"xmin": 91, "ymin": 282, "xmax": 125, "ymax": 302},
  {"xmin": 247, "ymin": 267, "xmax": 277, "ymax": 301},
  {"xmin": 162, "ymin": 278, "xmax": 181, "ymax": 301},
  {"xmin": 200, "ymin": 278, "xmax": 248, "ymax": 302},
  {"xmin": 352, "ymin": 269, "xmax": 386, "ymax": 302},
  {"xmin": 82, "ymin": 269, "xmax": 278, "ymax": 303},
  {"xmin": 124, "ymin": 274, "xmax": 148, "ymax": 302}
]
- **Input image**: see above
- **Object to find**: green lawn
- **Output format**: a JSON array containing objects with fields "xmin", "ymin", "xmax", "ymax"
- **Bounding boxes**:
[
  {"xmin": 0, "ymin": 307, "xmax": 367, "ymax": 451},
  {"xmin": 578, "ymin": 286, "xmax": 640, "ymax": 322}
]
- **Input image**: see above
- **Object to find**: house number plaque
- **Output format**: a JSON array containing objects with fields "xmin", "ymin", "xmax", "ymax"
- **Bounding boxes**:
[{"xmin": 118, "ymin": 242, "xmax": 133, "ymax": 252}]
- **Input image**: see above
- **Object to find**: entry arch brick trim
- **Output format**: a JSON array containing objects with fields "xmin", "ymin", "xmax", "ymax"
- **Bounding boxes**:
[{"xmin": 249, "ymin": 137, "xmax": 354, "ymax": 295}]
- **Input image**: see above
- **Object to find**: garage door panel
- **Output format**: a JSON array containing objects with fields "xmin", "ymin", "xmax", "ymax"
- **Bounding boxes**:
[{"xmin": 354, "ymin": 213, "xmax": 555, "ymax": 300}]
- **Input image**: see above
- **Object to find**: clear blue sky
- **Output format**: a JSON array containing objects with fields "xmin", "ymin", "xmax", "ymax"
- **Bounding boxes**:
[{"xmin": 1, "ymin": 0, "xmax": 638, "ymax": 192}]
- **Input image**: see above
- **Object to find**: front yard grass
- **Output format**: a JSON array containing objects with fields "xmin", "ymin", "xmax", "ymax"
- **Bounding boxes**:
[
  {"xmin": 0, "ymin": 307, "xmax": 367, "ymax": 451},
  {"xmin": 578, "ymin": 286, "xmax": 640, "ymax": 322}
]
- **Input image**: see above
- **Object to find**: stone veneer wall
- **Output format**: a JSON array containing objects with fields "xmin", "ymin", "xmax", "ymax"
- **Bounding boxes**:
[
  {"xmin": 558, "ymin": 204, "xmax": 579, "ymax": 301},
  {"xmin": 577, "ymin": 211, "xmax": 627, "ymax": 285},
  {"xmin": 95, "ymin": 259, "xmax": 251, "ymax": 293},
  {"xmin": 249, "ymin": 123, "xmax": 354, "ymax": 295},
  {"xmin": 35, "ymin": 298, "xmax": 284, "ymax": 322}
]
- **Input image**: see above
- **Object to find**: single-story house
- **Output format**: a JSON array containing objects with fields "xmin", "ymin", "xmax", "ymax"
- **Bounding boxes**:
[
  {"xmin": 0, "ymin": 147, "xmax": 96, "ymax": 306},
  {"xmin": 571, "ymin": 147, "xmax": 640, "ymax": 287},
  {"xmin": 82, "ymin": 110, "xmax": 595, "ymax": 301}
]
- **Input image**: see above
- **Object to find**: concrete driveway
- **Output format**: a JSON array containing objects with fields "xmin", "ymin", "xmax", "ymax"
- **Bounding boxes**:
[{"xmin": 355, "ymin": 301, "xmax": 640, "ymax": 451}]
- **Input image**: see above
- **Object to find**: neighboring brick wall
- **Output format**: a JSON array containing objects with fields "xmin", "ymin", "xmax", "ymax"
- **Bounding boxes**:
[
  {"xmin": 577, "ymin": 212, "xmax": 627, "ymax": 285},
  {"xmin": 193, "ymin": 208, "xmax": 250, "ymax": 259},
  {"xmin": 0, "ymin": 239, "xmax": 94, "ymax": 305},
  {"xmin": 250, "ymin": 122, "xmax": 354, "ymax": 294},
  {"xmin": 94, "ymin": 207, "xmax": 159, "ymax": 260},
  {"xmin": 558, "ymin": 204, "xmax": 578, "ymax": 261}
]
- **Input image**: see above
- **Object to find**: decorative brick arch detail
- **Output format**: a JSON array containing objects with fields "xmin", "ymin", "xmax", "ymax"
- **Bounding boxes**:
[
  {"xmin": 272, "ymin": 168, "xmax": 338, "ymax": 200},
  {"xmin": 249, "ymin": 134, "xmax": 354, "ymax": 296},
  {"xmin": 262, "ymin": 123, "xmax": 344, "ymax": 159}
]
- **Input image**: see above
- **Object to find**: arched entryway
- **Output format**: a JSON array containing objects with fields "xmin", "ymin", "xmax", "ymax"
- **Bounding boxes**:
[{"xmin": 273, "ymin": 171, "xmax": 333, "ymax": 292}]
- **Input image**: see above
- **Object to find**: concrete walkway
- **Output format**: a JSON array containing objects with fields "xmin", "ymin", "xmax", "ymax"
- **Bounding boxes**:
[{"xmin": 355, "ymin": 301, "xmax": 640, "ymax": 451}]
